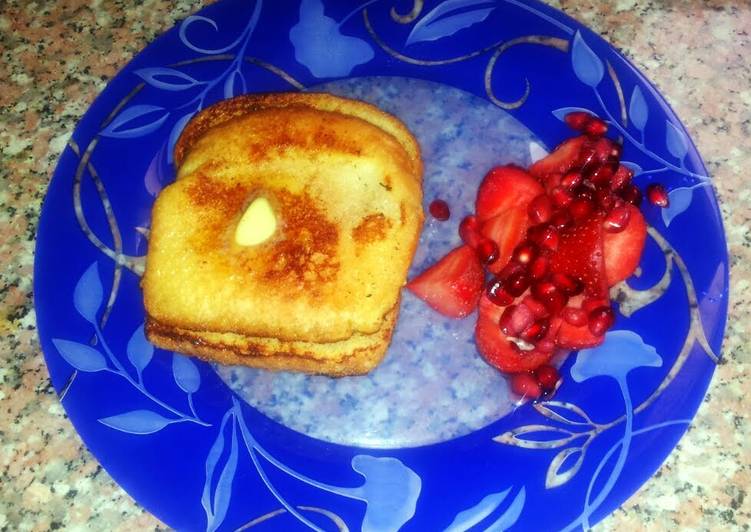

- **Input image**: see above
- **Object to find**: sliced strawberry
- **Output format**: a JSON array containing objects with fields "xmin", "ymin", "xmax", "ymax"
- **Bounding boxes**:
[
  {"xmin": 407, "ymin": 245, "xmax": 484, "ymax": 318},
  {"xmin": 530, "ymin": 136, "xmax": 587, "ymax": 180},
  {"xmin": 476, "ymin": 165, "xmax": 544, "ymax": 222},
  {"xmin": 480, "ymin": 206, "xmax": 529, "ymax": 274},
  {"xmin": 556, "ymin": 294, "xmax": 608, "ymax": 349},
  {"xmin": 476, "ymin": 298, "xmax": 559, "ymax": 373},
  {"xmin": 550, "ymin": 215, "xmax": 608, "ymax": 298},
  {"xmin": 603, "ymin": 204, "xmax": 647, "ymax": 286}
]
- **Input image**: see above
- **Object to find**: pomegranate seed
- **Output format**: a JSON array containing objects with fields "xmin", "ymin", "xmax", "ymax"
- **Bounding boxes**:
[
  {"xmin": 569, "ymin": 197, "xmax": 595, "ymax": 220},
  {"xmin": 522, "ymin": 295, "xmax": 549, "ymax": 318},
  {"xmin": 486, "ymin": 277, "xmax": 514, "ymax": 306},
  {"xmin": 541, "ymin": 290, "xmax": 568, "ymax": 314},
  {"xmin": 498, "ymin": 261, "xmax": 525, "ymax": 280},
  {"xmin": 535, "ymin": 365, "xmax": 559, "ymax": 392},
  {"xmin": 550, "ymin": 186, "xmax": 572, "ymax": 207},
  {"xmin": 595, "ymin": 188, "xmax": 616, "ymax": 213},
  {"xmin": 429, "ymin": 199, "xmax": 450, "ymax": 220},
  {"xmin": 585, "ymin": 117, "xmax": 608, "ymax": 138},
  {"xmin": 610, "ymin": 165, "xmax": 633, "ymax": 191},
  {"xmin": 603, "ymin": 204, "xmax": 631, "ymax": 233},
  {"xmin": 500, "ymin": 304, "xmax": 534, "ymax": 336},
  {"xmin": 505, "ymin": 271, "xmax": 531, "ymax": 297},
  {"xmin": 564, "ymin": 111, "xmax": 593, "ymax": 131},
  {"xmin": 551, "ymin": 272, "xmax": 584, "ymax": 296},
  {"xmin": 477, "ymin": 238, "xmax": 499, "ymax": 265},
  {"xmin": 529, "ymin": 225, "xmax": 559, "ymax": 251},
  {"xmin": 647, "ymin": 183, "xmax": 669, "ymax": 207},
  {"xmin": 520, "ymin": 319, "xmax": 550, "ymax": 342},
  {"xmin": 621, "ymin": 184, "xmax": 643, "ymax": 206},
  {"xmin": 550, "ymin": 209, "xmax": 572, "ymax": 229},
  {"xmin": 573, "ymin": 184, "xmax": 595, "ymax": 201},
  {"xmin": 528, "ymin": 194, "xmax": 553, "ymax": 224},
  {"xmin": 582, "ymin": 297, "xmax": 606, "ymax": 313},
  {"xmin": 511, "ymin": 372, "xmax": 542, "ymax": 400},
  {"xmin": 561, "ymin": 306, "xmax": 588, "ymax": 326},
  {"xmin": 529, "ymin": 255, "xmax": 550, "ymax": 280},
  {"xmin": 588, "ymin": 306, "xmax": 615, "ymax": 336},
  {"xmin": 532, "ymin": 280, "xmax": 558, "ymax": 299},
  {"xmin": 589, "ymin": 164, "xmax": 615, "ymax": 188},
  {"xmin": 459, "ymin": 215, "xmax": 480, "ymax": 247},
  {"xmin": 561, "ymin": 171, "xmax": 583, "ymax": 190},
  {"xmin": 512, "ymin": 240, "xmax": 538, "ymax": 265}
]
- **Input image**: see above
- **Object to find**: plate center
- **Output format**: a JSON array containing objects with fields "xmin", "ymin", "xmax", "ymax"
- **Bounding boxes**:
[{"xmin": 215, "ymin": 76, "xmax": 540, "ymax": 447}]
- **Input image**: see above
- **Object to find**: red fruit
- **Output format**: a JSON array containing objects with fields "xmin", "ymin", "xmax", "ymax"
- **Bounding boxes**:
[
  {"xmin": 584, "ymin": 117, "xmax": 608, "ymax": 138},
  {"xmin": 551, "ymin": 272, "xmax": 584, "ymax": 296},
  {"xmin": 550, "ymin": 186, "xmax": 573, "ymax": 208},
  {"xmin": 589, "ymin": 164, "xmax": 615, "ymax": 188},
  {"xmin": 556, "ymin": 320, "xmax": 605, "ymax": 349},
  {"xmin": 477, "ymin": 238, "xmax": 500, "ymax": 265},
  {"xmin": 535, "ymin": 364, "xmax": 560, "ymax": 391},
  {"xmin": 529, "ymin": 224, "xmax": 559, "ymax": 251},
  {"xmin": 407, "ymin": 245, "xmax": 484, "ymax": 318},
  {"xmin": 578, "ymin": 138, "xmax": 615, "ymax": 173},
  {"xmin": 561, "ymin": 306, "xmax": 588, "ymax": 326},
  {"xmin": 512, "ymin": 240, "xmax": 538, "ymax": 265},
  {"xmin": 476, "ymin": 317, "xmax": 556, "ymax": 373},
  {"xmin": 530, "ymin": 136, "xmax": 587, "ymax": 179},
  {"xmin": 610, "ymin": 165, "xmax": 633, "ymax": 191},
  {"xmin": 621, "ymin": 184, "xmax": 643, "ymax": 206},
  {"xmin": 511, "ymin": 373, "xmax": 542, "ymax": 399},
  {"xmin": 588, "ymin": 306, "xmax": 615, "ymax": 336},
  {"xmin": 528, "ymin": 194, "xmax": 553, "ymax": 224},
  {"xmin": 550, "ymin": 209, "xmax": 572, "ymax": 229},
  {"xmin": 595, "ymin": 188, "xmax": 617, "ymax": 213},
  {"xmin": 520, "ymin": 319, "xmax": 550, "ymax": 342},
  {"xmin": 499, "ymin": 304, "xmax": 534, "ymax": 336},
  {"xmin": 603, "ymin": 204, "xmax": 631, "ymax": 233},
  {"xmin": 564, "ymin": 111, "xmax": 593, "ymax": 131},
  {"xmin": 459, "ymin": 215, "xmax": 481, "ymax": 248},
  {"xmin": 550, "ymin": 214, "xmax": 608, "ymax": 298},
  {"xmin": 569, "ymin": 197, "xmax": 595, "ymax": 220},
  {"xmin": 476, "ymin": 166, "xmax": 544, "ymax": 222},
  {"xmin": 581, "ymin": 296, "xmax": 609, "ymax": 314},
  {"xmin": 647, "ymin": 183, "xmax": 669, "ymax": 207},
  {"xmin": 522, "ymin": 295, "xmax": 549, "ymax": 318},
  {"xmin": 529, "ymin": 255, "xmax": 550, "ymax": 280},
  {"xmin": 480, "ymin": 206, "xmax": 529, "ymax": 274},
  {"xmin": 573, "ymin": 184, "xmax": 595, "ymax": 201},
  {"xmin": 532, "ymin": 280, "xmax": 558, "ymax": 299},
  {"xmin": 603, "ymin": 204, "xmax": 647, "ymax": 285},
  {"xmin": 561, "ymin": 171, "xmax": 583, "ymax": 190},
  {"xmin": 429, "ymin": 199, "xmax": 450, "ymax": 221},
  {"xmin": 486, "ymin": 277, "xmax": 514, "ymax": 306},
  {"xmin": 505, "ymin": 270, "xmax": 531, "ymax": 297},
  {"xmin": 540, "ymin": 290, "xmax": 568, "ymax": 314}
]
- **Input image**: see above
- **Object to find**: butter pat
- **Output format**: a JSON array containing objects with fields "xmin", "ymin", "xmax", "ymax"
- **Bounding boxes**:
[{"xmin": 235, "ymin": 196, "xmax": 277, "ymax": 246}]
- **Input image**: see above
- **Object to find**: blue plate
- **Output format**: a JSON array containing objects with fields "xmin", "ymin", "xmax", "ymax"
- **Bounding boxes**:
[{"xmin": 35, "ymin": 1, "xmax": 728, "ymax": 530}]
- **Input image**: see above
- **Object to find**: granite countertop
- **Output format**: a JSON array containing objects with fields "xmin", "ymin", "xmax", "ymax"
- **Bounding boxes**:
[{"xmin": 1, "ymin": 0, "xmax": 748, "ymax": 530}]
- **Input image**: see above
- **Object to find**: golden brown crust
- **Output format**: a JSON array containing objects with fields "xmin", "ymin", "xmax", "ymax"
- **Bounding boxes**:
[
  {"xmin": 174, "ymin": 92, "xmax": 423, "ymax": 179},
  {"xmin": 145, "ymin": 303, "xmax": 398, "ymax": 377}
]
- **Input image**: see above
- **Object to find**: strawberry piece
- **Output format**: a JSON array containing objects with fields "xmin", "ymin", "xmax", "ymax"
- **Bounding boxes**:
[
  {"xmin": 406, "ymin": 245, "xmax": 484, "ymax": 318},
  {"xmin": 480, "ymin": 206, "xmax": 529, "ymax": 274},
  {"xmin": 476, "ymin": 298, "xmax": 560, "ymax": 373},
  {"xmin": 476, "ymin": 165, "xmax": 544, "ymax": 222},
  {"xmin": 550, "ymin": 214, "xmax": 608, "ymax": 298},
  {"xmin": 530, "ymin": 136, "xmax": 587, "ymax": 180},
  {"xmin": 555, "ymin": 295, "xmax": 608, "ymax": 349},
  {"xmin": 603, "ymin": 204, "xmax": 647, "ymax": 285}
]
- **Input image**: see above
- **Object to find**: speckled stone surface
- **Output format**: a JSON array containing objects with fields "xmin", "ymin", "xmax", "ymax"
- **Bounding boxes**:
[{"xmin": 0, "ymin": 0, "xmax": 748, "ymax": 530}]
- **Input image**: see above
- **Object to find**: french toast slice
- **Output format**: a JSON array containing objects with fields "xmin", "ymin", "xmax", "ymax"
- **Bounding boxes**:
[{"xmin": 142, "ymin": 93, "xmax": 423, "ymax": 375}]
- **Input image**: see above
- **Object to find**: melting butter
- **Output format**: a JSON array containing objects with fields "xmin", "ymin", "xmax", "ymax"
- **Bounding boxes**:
[{"xmin": 235, "ymin": 196, "xmax": 277, "ymax": 246}]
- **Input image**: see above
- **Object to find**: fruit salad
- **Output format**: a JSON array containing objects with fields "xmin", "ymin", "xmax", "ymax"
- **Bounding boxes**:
[{"xmin": 408, "ymin": 112, "xmax": 664, "ymax": 400}]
